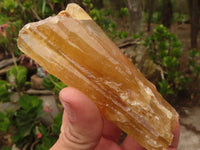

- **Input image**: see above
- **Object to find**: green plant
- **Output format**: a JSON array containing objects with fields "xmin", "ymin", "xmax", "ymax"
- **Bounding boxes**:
[
  {"xmin": 0, "ymin": 112, "xmax": 10, "ymax": 133},
  {"xmin": 119, "ymin": 7, "xmax": 129, "ymax": 17},
  {"xmin": 0, "ymin": 80, "xmax": 13, "ymax": 103},
  {"xmin": 144, "ymin": 25, "xmax": 188, "ymax": 98},
  {"xmin": 117, "ymin": 31, "xmax": 128, "ymax": 39},
  {"xmin": 0, "ymin": 64, "xmax": 64, "ymax": 149},
  {"xmin": 0, "ymin": 22, "xmax": 22, "ymax": 57},
  {"xmin": 12, "ymin": 95, "xmax": 44, "ymax": 148},
  {"xmin": 82, "ymin": 1, "xmax": 128, "ymax": 40},
  {"xmin": 35, "ymin": 113, "xmax": 62, "ymax": 150},
  {"xmin": 2, "ymin": 146, "xmax": 11, "ymax": 150},
  {"xmin": 145, "ymin": 11, "xmax": 162, "ymax": 24},
  {"xmin": 189, "ymin": 49, "xmax": 200, "ymax": 77},
  {"xmin": 173, "ymin": 12, "xmax": 188, "ymax": 24},
  {"xmin": 7, "ymin": 65, "xmax": 29, "ymax": 96},
  {"xmin": 43, "ymin": 74, "xmax": 67, "ymax": 95}
]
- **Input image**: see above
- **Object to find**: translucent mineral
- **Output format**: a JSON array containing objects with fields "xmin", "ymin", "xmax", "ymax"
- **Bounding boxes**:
[{"xmin": 17, "ymin": 3, "xmax": 179, "ymax": 150}]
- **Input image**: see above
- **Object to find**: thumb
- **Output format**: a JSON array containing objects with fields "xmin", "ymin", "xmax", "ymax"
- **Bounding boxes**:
[{"xmin": 50, "ymin": 87, "xmax": 103, "ymax": 150}]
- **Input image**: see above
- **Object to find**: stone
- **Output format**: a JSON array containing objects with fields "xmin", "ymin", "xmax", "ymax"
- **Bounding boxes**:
[
  {"xmin": 0, "ymin": 65, "xmax": 14, "ymax": 76},
  {"xmin": 25, "ymin": 89, "xmax": 52, "ymax": 95},
  {"xmin": 17, "ymin": 3, "xmax": 179, "ymax": 150},
  {"xmin": 31, "ymin": 74, "xmax": 45, "ymax": 90},
  {"xmin": 178, "ymin": 125, "xmax": 200, "ymax": 150},
  {"xmin": 39, "ymin": 95, "xmax": 60, "ymax": 125},
  {"xmin": 0, "ymin": 58, "xmax": 18, "ymax": 69}
]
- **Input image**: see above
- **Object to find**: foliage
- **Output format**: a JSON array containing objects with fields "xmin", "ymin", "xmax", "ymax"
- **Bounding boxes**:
[
  {"xmin": 144, "ymin": 25, "xmax": 188, "ymax": 98},
  {"xmin": 145, "ymin": 11, "xmax": 188, "ymax": 25},
  {"xmin": 173, "ymin": 13, "xmax": 189, "ymax": 24},
  {"xmin": 7, "ymin": 66, "xmax": 28, "ymax": 89},
  {"xmin": 0, "ymin": 112, "xmax": 10, "ymax": 133},
  {"xmin": 12, "ymin": 95, "xmax": 44, "ymax": 147},
  {"xmin": 0, "ymin": 0, "xmax": 65, "ymax": 57},
  {"xmin": 145, "ymin": 11, "xmax": 162, "ymax": 24},
  {"xmin": 43, "ymin": 74, "xmax": 67, "ymax": 95},
  {"xmin": 0, "ymin": 80, "xmax": 13, "ymax": 103},
  {"xmin": 35, "ymin": 113, "xmax": 62, "ymax": 150},
  {"xmin": 83, "ymin": 1, "xmax": 129, "ymax": 40},
  {"xmin": 189, "ymin": 49, "xmax": 200, "ymax": 78},
  {"xmin": 0, "ymin": 64, "xmax": 64, "ymax": 149}
]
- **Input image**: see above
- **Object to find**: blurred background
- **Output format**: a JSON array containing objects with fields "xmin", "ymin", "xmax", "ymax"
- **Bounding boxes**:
[{"xmin": 0, "ymin": 0, "xmax": 200, "ymax": 149}]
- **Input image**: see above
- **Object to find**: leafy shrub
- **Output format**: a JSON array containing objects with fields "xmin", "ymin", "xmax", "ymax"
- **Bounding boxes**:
[
  {"xmin": 119, "ymin": 7, "xmax": 129, "ymax": 17},
  {"xmin": 43, "ymin": 74, "xmax": 67, "ymax": 95},
  {"xmin": 0, "ymin": 112, "xmax": 10, "ymax": 133},
  {"xmin": 0, "ymin": 64, "xmax": 64, "ymax": 149},
  {"xmin": 145, "ymin": 11, "xmax": 162, "ymax": 24},
  {"xmin": 35, "ymin": 113, "xmax": 62, "ymax": 150},
  {"xmin": 0, "ymin": 80, "xmax": 13, "ymax": 102},
  {"xmin": 12, "ymin": 95, "xmax": 44, "ymax": 148},
  {"xmin": 144, "ymin": 25, "xmax": 188, "ymax": 98},
  {"xmin": 173, "ymin": 12, "xmax": 189, "ymax": 24},
  {"xmin": 189, "ymin": 49, "xmax": 200, "ymax": 77},
  {"xmin": 6, "ymin": 65, "xmax": 29, "ymax": 96},
  {"xmin": 82, "ymin": 0, "xmax": 128, "ymax": 40}
]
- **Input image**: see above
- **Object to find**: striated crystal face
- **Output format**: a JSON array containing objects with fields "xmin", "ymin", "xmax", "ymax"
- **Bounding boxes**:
[{"xmin": 17, "ymin": 3, "xmax": 179, "ymax": 150}]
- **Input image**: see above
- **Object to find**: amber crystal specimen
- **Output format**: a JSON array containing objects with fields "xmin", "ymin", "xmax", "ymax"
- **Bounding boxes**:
[{"xmin": 17, "ymin": 3, "xmax": 179, "ymax": 150}]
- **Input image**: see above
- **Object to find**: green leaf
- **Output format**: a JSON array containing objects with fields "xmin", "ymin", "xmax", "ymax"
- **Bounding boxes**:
[
  {"xmin": 0, "ymin": 80, "xmax": 13, "ymax": 102},
  {"xmin": 54, "ymin": 82, "xmax": 67, "ymax": 94},
  {"xmin": 0, "ymin": 112, "xmax": 10, "ymax": 132},
  {"xmin": 2, "ymin": 146, "xmax": 11, "ymax": 150},
  {"xmin": 51, "ymin": 113, "xmax": 62, "ymax": 134},
  {"xmin": 159, "ymin": 80, "xmax": 174, "ymax": 96},
  {"xmin": 162, "ymin": 56, "xmax": 179, "ymax": 68},
  {"xmin": 18, "ymin": 95, "xmax": 43, "ymax": 112},
  {"xmin": 38, "ymin": 125, "xmax": 48, "ymax": 137},
  {"xmin": 3, "ymin": 0, "xmax": 18, "ymax": 11},
  {"xmin": 43, "ymin": 77, "xmax": 54, "ymax": 90},
  {"xmin": 16, "ymin": 66, "xmax": 28, "ymax": 87},
  {"xmin": 35, "ymin": 136, "xmax": 57, "ymax": 150},
  {"xmin": 7, "ymin": 66, "xmax": 28, "ymax": 88},
  {"xmin": 42, "ymin": 0, "xmax": 46, "ymax": 18},
  {"xmin": 189, "ymin": 49, "xmax": 199, "ymax": 57}
]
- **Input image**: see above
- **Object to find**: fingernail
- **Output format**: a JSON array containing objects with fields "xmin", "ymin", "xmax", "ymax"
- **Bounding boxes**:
[{"xmin": 62, "ymin": 101, "xmax": 76, "ymax": 121}]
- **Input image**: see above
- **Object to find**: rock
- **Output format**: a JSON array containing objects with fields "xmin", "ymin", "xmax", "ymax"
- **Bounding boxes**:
[
  {"xmin": 31, "ymin": 74, "xmax": 45, "ymax": 90},
  {"xmin": 0, "ymin": 65, "xmax": 14, "ymax": 76},
  {"xmin": 0, "ymin": 58, "xmax": 18, "ymax": 69},
  {"xmin": 178, "ymin": 125, "xmax": 200, "ymax": 150},
  {"xmin": 178, "ymin": 106, "xmax": 200, "ymax": 150},
  {"xmin": 17, "ymin": 3, "xmax": 179, "ymax": 149},
  {"xmin": 39, "ymin": 95, "xmax": 60, "ymax": 125},
  {"xmin": 10, "ymin": 92, "xmax": 20, "ymax": 103},
  {"xmin": 25, "ymin": 89, "xmax": 53, "ymax": 95},
  {"xmin": 0, "ymin": 102, "xmax": 19, "ymax": 113},
  {"xmin": 180, "ymin": 107, "xmax": 200, "ymax": 131}
]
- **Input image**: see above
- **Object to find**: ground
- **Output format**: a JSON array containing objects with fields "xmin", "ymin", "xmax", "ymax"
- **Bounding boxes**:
[{"xmin": 178, "ymin": 106, "xmax": 200, "ymax": 150}]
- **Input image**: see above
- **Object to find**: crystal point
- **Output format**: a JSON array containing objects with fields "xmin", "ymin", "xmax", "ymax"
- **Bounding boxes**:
[{"xmin": 17, "ymin": 3, "xmax": 179, "ymax": 150}]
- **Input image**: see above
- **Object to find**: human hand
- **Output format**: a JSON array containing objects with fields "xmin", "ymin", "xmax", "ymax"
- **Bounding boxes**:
[{"xmin": 50, "ymin": 87, "xmax": 180, "ymax": 150}]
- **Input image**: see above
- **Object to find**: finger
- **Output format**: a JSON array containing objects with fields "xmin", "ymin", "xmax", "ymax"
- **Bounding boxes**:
[
  {"xmin": 169, "ymin": 121, "xmax": 180, "ymax": 150},
  {"xmin": 95, "ymin": 137, "xmax": 121, "ymax": 150},
  {"xmin": 102, "ymin": 118, "xmax": 122, "ymax": 143},
  {"xmin": 121, "ymin": 135, "xmax": 145, "ymax": 150},
  {"xmin": 51, "ymin": 87, "xmax": 103, "ymax": 150}
]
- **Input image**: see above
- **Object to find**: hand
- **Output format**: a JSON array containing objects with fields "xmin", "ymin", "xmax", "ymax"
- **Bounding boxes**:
[{"xmin": 50, "ymin": 87, "xmax": 180, "ymax": 150}]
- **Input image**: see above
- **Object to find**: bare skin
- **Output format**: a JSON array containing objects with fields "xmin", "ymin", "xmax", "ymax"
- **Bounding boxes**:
[{"xmin": 50, "ymin": 87, "xmax": 180, "ymax": 150}]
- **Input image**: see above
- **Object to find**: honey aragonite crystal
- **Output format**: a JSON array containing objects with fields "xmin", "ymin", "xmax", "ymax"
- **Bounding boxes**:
[{"xmin": 17, "ymin": 3, "xmax": 179, "ymax": 150}]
